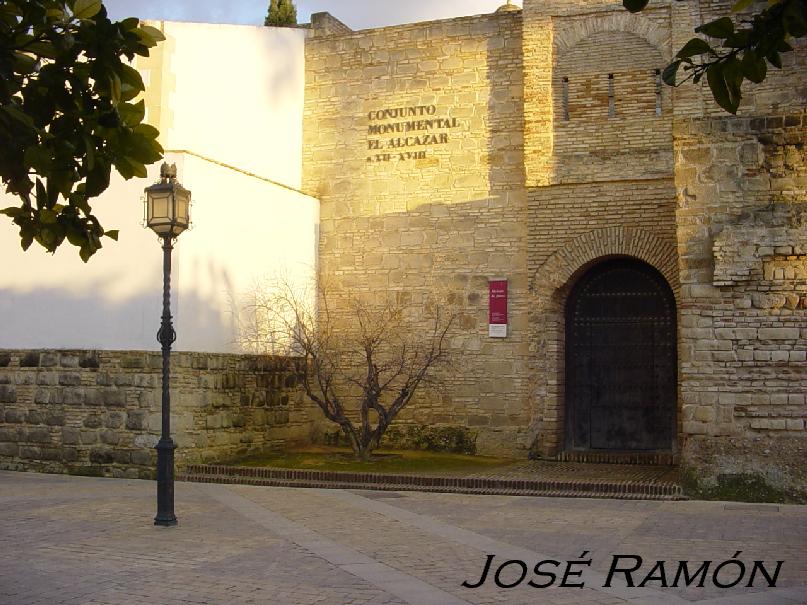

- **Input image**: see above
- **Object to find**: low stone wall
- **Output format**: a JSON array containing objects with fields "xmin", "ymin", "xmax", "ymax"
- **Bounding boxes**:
[{"xmin": 0, "ymin": 350, "xmax": 315, "ymax": 478}]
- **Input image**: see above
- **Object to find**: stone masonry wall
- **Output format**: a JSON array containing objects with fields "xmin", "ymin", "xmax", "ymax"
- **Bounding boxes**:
[
  {"xmin": 669, "ymin": 0, "xmax": 807, "ymax": 496},
  {"xmin": 303, "ymin": 12, "xmax": 531, "ymax": 456},
  {"xmin": 674, "ymin": 110, "xmax": 807, "ymax": 496},
  {"xmin": 522, "ymin": 0, "xmax": 680, "ymax": 456},
  {"xmin": 0, "ymin": 350, "xmax": 314, "ymax": 478}
]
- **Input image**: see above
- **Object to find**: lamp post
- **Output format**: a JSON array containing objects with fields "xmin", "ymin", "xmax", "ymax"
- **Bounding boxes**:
[{"xmin": 144, "ymin": 162, "xmax": 191, "ymax": 527}]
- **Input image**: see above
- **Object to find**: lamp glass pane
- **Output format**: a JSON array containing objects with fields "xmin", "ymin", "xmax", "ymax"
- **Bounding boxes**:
[
  {"xmin": 149, "ymin": 192, "xmax": 172, "ymax": 222},
  {"xmin": 176, "ymin": 190, "xmax": 190, "ymax": 224}
]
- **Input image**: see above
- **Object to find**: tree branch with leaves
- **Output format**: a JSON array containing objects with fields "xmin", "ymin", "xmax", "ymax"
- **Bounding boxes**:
[
  {"xmin": 624, "ymin": 0, "xmax": 806, "ymax": 113},
  {"xmin": 0, "ymin": 0, "xmax": 165, "ymax": 260}
]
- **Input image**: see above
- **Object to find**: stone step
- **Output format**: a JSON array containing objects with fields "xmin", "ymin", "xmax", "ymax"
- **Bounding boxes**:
[{"xmin": 179, "ymin": 464, "xmax": 686, "ymax": 501}]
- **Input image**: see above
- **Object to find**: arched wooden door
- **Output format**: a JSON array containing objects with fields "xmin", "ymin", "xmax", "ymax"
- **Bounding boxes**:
[{"xmin": 565, "ymin": 258, "xmax": 677, "ymax": 451}]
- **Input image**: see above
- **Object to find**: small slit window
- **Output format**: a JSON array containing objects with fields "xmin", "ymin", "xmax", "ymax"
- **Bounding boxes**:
[
  {"xmin": 562, "ymin": 77, "xmax": 570, "ymax": 121},
  {"xmin": 654, "ymin": 69, "xmax": 663, "ymax": 116},
  {"xmin": 607, "ymin": 74, "xmax": 615, "ymax": 118}
]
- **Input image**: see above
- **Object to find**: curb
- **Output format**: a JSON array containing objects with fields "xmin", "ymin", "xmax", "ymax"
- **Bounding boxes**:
[{"xmin": 179, "ymin": 464, "xmax": 686, "ymax": 501}]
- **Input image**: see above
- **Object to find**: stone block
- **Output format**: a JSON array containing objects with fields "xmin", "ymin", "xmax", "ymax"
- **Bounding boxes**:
[
  {"xmin": 62, "ymin": 389, "xmax": 85, "ymax": 405},
  {"xmin": 206, "ymin": 414, "xmax": 223, "ymax": 429},
  {"xmin": 58, "ymin": 373, "xmax": 82, "ymax": 386},
  {"xmin": 25, "ymin": 410, "xmax": 44, "ymax": 425},
  {"xmin": 0, "ymin": 354, "xmax": 10, "ymax": 367},
  {"xmin": 39, "ymin": 447, "xmax": 62, "ymax": 461},
  {"xmin": 786, "ymin": 419, "xmax": 805, "ymax": 431},
  {"xmin": 20, "ymin": 353, "xmax": 40, "ymax": 367},
  {"xmin": 26, "ymin": 428, "xmax": 52, "ymax": 444},
  {"xmin": 62, "ymin": 428, "xmax": 81, "ymax": 446},
  {"xmin": 59, "ymin": 354, "xmax": 79, "ymax": 368},
  {"xmin": 89, "ymin": 447, "xmax": 115, "ymax": 464},
  {"xmin": 40, "ymin": 353, "xmax": 59, "ymax": 367},
  {"xmin": 131, "ymin": 450, "xmax": 153, "ymax": 466},
  {"xmin": 0, "ymin": 385, "xmax": 16, "ymax": 403},
  {"xmin": 45, "ymin": 410, "xmax": 65, "ymax": 426},
  {"xmin": 79, "ymin": 353, "xmax": 100, "ymax": 369},
  {"xmin": 758, "ymin": 328, "xmax": 800, "ymax": 340},
  {"xmin": 105, "ymin": 412, "xmax": 124, "ymax": 429},
  {"xmin": 33, "ymin": 387, "xmax": 56, "ymax": 404},
  {"xmin": 694, "ymin": 406, "xmax": 716, "ymax": 423},
  {"xmin": 126, "ymin": 411, "xmax": 147, "ymax": 431},
  {"xmin": 19, "ymin": 446, "xmax": 41, "ymax": 459},
  {"xmin": 113, "ymin": 450, "xmax": 132, "ymax": 464},
  {"xmin": 4, "ymin": 409, "xmax": 24, "ymax": 423},
  {"xmin": 80, "ymin": 431, "xmax": 99, "ymax": 445},
  {"xmin": 0, "ymin": 428, "xmax": 19, "ymax": 442},
  {"xmin": 0, "ymin": 443, "xmax": 19, "ymax": 457},
  {"xmin": 62, "ymin": 448, "xmax": 79, "ymax": 462},
  {"xmin": 100, "ymin": 430, "xmax": 120, "ymax": 446},
  {"xmin": 120, "ymin": 354, "xmax": 146, "ymax": 369},
  {"xmin": 103, "ymin": 389, "xmax": 127, "ymax": 407}
]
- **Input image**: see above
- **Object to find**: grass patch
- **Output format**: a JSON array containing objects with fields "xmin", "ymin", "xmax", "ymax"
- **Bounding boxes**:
[
  {"xmin": 681, "ymin": 469, "xmax": 807, "ymax": 504},
  {"xmin": 232, "ymin": 446, "xmax": 514, "ymax": 475}
]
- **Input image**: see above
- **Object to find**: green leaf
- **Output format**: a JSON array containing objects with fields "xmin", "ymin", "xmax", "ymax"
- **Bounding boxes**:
[
  {"xmin": 696, "ymin": 17, "xmax": 735, "ymax": 39},
  {"xmin": 73, "ymin": 0, "xmax": 102, "ymax": 20},
  {"xmin": 136, "ymin": 24, "xmax": 166, "ymax": 47},
  {"xmin": 133, "ymin": 123, "xmax": 160, "ymax": 139},
  {"xmin": 40, "ymin": 208, "xmax": 58, "ymax": 224},
  {"xmin": 120, "ymin": 17, "xmax": 140, "ymax": 30},
  {"xmin": 105, "ymin": 229, "xmax": 119, "ymax": 241},
  {"xmin": 117, "ymin": 63, "xmax": 144, "ymax": 90},
  {"xmin": 622, "ymin": 0, "xmax": 650, "ymax": 12},
  {"xmin": 79, "ymin": 246, "xmax": 93, "ymax": 262},
  {"xmin": 767, "ymin": 50, "xmax": 783, "ymax": 68},
  {"xmin": 661, "ymin": 60, "xmax": 682, "ymax": 85},
  {"xmin": 1, "ymin": 207, "xmax": 24, "ymax": 218},
  {"xmin": 676, "ymin": 38, "xmax": 712, "ymax": 58},
  {"xmin": 731, "ymin": 0, "xmax": 755, "ymax": 12},
  {"xmin": 109, "ymin": 73, "xmax": 122, "ymax": 105},
  {"xmin": 707, "ymin": 62, "xmax": 740, "ymax": 114},
  {"xmin": 741, "ymin": 48, "xmax": 767, "ymax": 83},
  {"xmin": 118, "ymin": 100, "xmax": 146, "ymax": 127}
]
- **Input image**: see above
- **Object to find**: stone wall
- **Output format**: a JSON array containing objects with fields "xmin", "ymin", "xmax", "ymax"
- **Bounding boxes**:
[
  {"xmin": 0, "ymin": 350, "xmax": 315, "ymax": 478},
  {"xmin": 674, "ymin": 109, "xmax": 807, "ymax": 496},
  {"xmin": 666, "ymin": 0, "xmax": 807, "ymax": 496},
  {"xmin": 522, "ymin": 1, "xmax": 681, "ymax": 456},
  {"xmin": 303, "ymin": 11, "xmax": 532, "ymax": 455}
]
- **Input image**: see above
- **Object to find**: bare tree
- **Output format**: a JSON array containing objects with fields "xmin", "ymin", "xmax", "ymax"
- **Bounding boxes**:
[{"xmin": 238, "ymin": 278, "xmax": 457, "ymax": 461}]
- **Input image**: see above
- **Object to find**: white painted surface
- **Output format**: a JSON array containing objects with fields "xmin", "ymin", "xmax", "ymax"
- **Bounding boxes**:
[
  {"xmin": 157, "ymin": 22, "xmax": 308, "ymax": 190},
  {"xmin": 0, "ymin": 22, "xmax": 316, "ymax": 352}
]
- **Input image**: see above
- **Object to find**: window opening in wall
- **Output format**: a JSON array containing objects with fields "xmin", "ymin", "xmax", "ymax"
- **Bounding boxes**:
[
  {"xmin": 562, "ymin": 77, "xmax": 570, "ymax": 121},
  {"xmin": 654, "ymin": 69, "xmax": 662, "ymax": 115},
  {"xmin": 607, "ymin": 73, "xmax": 615, "ymax": 118}
]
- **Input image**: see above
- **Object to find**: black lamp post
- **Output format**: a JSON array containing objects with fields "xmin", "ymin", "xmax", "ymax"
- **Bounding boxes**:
[{"xmin": 144, "ymin": 162, "xmax": 191, "ymax": 527}]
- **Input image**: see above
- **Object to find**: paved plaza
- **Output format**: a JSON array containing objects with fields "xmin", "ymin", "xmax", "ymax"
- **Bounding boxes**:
[{"xmin": 1, "ymin": 471, "xmax": 806, "ymax": 605}]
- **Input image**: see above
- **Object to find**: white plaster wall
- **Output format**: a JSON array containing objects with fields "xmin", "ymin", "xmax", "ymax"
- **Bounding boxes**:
[
  {"xmin": 0, "ymin": 154, "xmax": 318, "ymax": 353},
  {"xmin": 157, "ymin": 22, "xmax": 307, "ymax": 190},
  {"xmin": 0, "ymin": 22, "xmax": 316, "ymax": 352}
]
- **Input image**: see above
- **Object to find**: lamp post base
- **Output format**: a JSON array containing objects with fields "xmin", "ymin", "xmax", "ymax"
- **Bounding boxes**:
[{"xmin": 154, "ymin": 437, "xmax": 178, "ymax": 527}]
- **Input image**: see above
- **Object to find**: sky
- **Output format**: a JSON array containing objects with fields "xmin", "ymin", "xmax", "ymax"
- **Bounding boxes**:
[{"xmin": 104, "ymin": 0, "xmax": 522, "ymax": 31}]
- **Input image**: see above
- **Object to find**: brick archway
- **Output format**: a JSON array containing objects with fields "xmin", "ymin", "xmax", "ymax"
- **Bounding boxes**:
[
  {"xmin": 527, "ymin": 227, "xmax": 680, "ymax": 458},
  {"xmin": 554, "ymin": 12, "xmax": 672, "ymax": 62}
]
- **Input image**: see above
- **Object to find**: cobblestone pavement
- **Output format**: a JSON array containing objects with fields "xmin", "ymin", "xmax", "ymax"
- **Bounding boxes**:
[{"xmin": 1, "ymin": 471, "xmax": 805, "ymax": 605}]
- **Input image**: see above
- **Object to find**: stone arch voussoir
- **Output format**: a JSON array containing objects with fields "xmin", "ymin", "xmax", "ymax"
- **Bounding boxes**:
[
  {"xmin": 554, "ymin": 13, "xmax": 672, "ymax": 63},
  {"xmin": 533, "ymin": 226, "xmax": 679, "ymax": 303}
]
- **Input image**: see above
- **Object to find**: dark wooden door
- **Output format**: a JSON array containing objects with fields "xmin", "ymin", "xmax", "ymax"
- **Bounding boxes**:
[{"xmin": 565, "ymin": 259, "xmax": 676, "ymax": 451}]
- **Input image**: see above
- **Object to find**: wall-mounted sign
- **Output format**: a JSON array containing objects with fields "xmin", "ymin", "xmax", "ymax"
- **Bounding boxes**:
[
  {"xmin": 489, "ymin": 279, "xmax": 508, "ymax": 338},
  {"xmin": 366, "ymin": 104, "xmax": 462, "ymax": 164}
]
